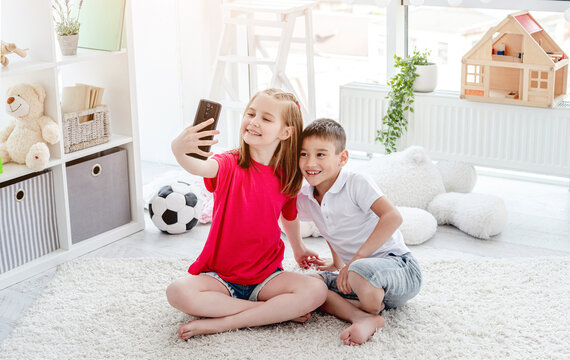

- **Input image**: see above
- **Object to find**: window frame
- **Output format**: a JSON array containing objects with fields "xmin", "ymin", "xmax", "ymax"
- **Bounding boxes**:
[
  {"xmin": 402, "ymin": 0, "xmax": 569, "ymax": 12},
  {"xmin": 393, "ymin": 0, "xmax": 569, "ymax": 93}
]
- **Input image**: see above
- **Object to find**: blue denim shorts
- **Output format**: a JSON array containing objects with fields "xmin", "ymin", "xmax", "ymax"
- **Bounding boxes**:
[
  {"xmin": 320, "ymin": 253, "xmax": 422, "ymax": 309},
  {"xmin": 204, "ymin": 267, "xmax": 284, "ymax": 301}
]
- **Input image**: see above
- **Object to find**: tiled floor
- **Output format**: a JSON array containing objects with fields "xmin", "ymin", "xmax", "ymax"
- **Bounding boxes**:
[{"xmin": 1, "ymin": 159, "xmax": 569, "ymax": 344}]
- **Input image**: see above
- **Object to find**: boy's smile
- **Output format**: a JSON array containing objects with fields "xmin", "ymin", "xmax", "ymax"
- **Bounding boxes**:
[{"xmin": 299, "ymin": 136, "xmax": 348, "ymax": 197}]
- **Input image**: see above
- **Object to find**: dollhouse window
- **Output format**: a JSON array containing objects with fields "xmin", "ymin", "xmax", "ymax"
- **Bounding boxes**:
[
  {"xmin": 466, "ymin": 65, "xmax": 483, "ymax": 85},
  {"xmin": 530, "ymin": 71, "xmax": 549, "ymax": 90}
]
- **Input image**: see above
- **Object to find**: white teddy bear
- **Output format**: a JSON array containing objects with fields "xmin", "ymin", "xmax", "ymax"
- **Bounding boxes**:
[
  {"xmin": 297, "ymin": 146, "xmax": 507, "ymax": 245},
  {"xmin": 363, "ymin": 146, "xmax": 507, "ymax": 244},
  {"xmin": 0, "ymin": 83, "xmax": 59, "ymax": 171}
]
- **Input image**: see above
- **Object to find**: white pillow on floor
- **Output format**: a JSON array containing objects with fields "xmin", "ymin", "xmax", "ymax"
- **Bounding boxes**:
[
  {"xmin": 397, "ymin": 207, "xmax": 437, "ymax": 245},
  {"xmin": 428, "ymin": 192, "xmax": 507, "ymax": 239}
]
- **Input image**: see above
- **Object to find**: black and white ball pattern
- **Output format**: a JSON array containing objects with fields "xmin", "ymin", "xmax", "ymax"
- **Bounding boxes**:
[{"xmin": 149, "ymin": 181, "xmax": 202, "ymax": 234}]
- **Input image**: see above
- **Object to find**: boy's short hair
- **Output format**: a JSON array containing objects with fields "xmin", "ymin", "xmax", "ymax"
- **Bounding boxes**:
[{"xmin": 302, "ymin": 118, "xmax": 346, "ymax": 154}]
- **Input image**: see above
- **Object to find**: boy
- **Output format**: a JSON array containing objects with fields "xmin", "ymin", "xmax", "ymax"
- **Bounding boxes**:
[{"xmin": 292, "ymin": 118, "xmax": 422, "ymax": 346}]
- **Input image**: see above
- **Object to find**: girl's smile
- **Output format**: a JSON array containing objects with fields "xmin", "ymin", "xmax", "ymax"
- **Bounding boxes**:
[{"xmin": 240, "ymin": 93, "xmax": 293, "ymax": 165}]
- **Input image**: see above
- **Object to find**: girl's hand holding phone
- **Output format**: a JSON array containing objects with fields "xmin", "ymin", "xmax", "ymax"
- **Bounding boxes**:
[{"xmin": 171, "ymin": 119, "xmax": 220, "ymax": 159}]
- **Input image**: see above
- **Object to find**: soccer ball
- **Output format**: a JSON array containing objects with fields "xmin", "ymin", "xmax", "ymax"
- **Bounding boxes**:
[{"xmin": 149, "ymin": 181, "xmax": 202, "ymax": 234}]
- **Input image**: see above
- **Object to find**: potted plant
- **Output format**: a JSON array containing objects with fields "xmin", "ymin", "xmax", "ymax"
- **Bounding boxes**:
[
  {"xmin": 52, "ymin": 0, "xmax": 84, "ymax": 56},
  {"xmin": 376, "ymin": 49, "xmax": 434, "ymax": 154}
]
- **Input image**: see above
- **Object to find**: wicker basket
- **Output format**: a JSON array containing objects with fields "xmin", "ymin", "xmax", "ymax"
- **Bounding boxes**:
[{"xmin": 63, "ymin": 105, "xmax": 111, "ymax": 153}]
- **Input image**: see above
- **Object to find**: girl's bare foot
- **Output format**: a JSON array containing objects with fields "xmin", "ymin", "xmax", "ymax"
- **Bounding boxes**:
[
  {"xmin": 177, "ymin": 318, "xmax": 227, "ymax": 340},
  {"xmin": 339, "ymin": 314, "xmax": 385, "ymax": 346},
  {"xmin": 290, "ymin": 312, "xmax": 311, "ymax": 323}
]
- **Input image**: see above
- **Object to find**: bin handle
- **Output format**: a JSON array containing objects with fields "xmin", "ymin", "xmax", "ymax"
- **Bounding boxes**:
[
  {"xmin": 15, "ymin": 189, "xmax": 25, "ymax": 202},
  {"xmin": 92, "ymin": 163, "xmax": 102, "ymax": 177}
]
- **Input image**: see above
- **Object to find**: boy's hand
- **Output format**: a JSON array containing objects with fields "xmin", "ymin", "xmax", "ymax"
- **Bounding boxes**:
[
  {"xmin": 336, "ymin": 265, "xmax": 352, "ymax": 294},
  {"xmin": 309, "ymin": 257, "xmax": 337, "ymax": 272},
  {"xmin": 171, "ymin": 118, "xmax": 220, "ymax": 158}
]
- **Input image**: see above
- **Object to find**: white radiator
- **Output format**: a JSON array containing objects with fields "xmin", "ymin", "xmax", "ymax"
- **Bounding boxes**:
[{"xmin": 339, "ymin": 82, "xmax": 570, "ymax": 178}]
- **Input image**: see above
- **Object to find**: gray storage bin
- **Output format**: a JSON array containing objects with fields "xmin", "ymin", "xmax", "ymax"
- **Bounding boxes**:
[
  {"xmin": 66, "ymin": 147, "xmax": 131, "ymax": 244},
  {"xmin": 0, "ymin": 170, "xmax": 60, "ymax": 274}
]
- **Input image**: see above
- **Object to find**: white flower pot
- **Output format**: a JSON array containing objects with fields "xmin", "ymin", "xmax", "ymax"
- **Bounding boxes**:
[
  {"xmin": 413, "ymin": 63, "xmax": 438, "ymax": 92},
  {"xmin": 58, "ymin": 34, "xmax": 79, "ymax": 56}
]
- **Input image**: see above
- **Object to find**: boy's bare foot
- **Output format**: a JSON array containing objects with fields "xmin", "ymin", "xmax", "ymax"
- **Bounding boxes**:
[
  {"xmin": 290, "ymin": 312, "xmax": 311, "ymax": 323},
  {"xmin": 339, "ymin": 314, "xmax": 385, "ymax": 346}
]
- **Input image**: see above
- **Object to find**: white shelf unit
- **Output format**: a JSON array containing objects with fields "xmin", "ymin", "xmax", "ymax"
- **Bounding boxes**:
[{"xmin": 0, "ymin": 0, "xmax": 145, "ymax": 289}]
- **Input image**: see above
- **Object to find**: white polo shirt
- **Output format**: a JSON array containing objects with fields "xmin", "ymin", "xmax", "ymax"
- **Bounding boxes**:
[{"xmin": 297, "ymin": 168, "xmax": 409, "ymax": 264}]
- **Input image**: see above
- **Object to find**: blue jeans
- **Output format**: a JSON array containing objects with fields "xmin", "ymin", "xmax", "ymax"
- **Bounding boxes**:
[
  {"xmin": 204, "ymin": 267, "xmax": 284, "ymax": 301},
  {"xmin": 320, "ymin": 253, "xmax": 422, "ymax": 309}
]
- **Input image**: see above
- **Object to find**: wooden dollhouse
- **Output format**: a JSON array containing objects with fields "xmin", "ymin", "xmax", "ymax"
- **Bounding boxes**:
[{"xmin": 461, "ymin": 10, "xmax": 568, "ymax": 108}]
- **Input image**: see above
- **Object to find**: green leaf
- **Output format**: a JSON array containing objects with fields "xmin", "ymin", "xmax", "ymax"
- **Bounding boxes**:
[{"xmin": 378, "ymin": 48, "xmax": 431, "ymax": 153}]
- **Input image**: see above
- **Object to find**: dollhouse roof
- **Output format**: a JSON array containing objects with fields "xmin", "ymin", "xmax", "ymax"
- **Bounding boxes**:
[
  {"xmin": 514, "ymin": 14, "xmax": 541, "ymax": 34},
  {"xmin": 462, "ymin": 10, "xmax": 566, "ymax": 66}
]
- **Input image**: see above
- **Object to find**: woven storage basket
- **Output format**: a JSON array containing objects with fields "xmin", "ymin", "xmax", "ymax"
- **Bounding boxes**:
[{"xmin": 63, "ymin": 105, "xmax": 111, "ymax": 153}]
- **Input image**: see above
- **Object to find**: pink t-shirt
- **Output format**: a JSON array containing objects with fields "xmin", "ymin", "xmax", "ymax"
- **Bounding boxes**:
[{"xmin": 188, "ymin": 151, "xmax": 297, "ymax": 284}]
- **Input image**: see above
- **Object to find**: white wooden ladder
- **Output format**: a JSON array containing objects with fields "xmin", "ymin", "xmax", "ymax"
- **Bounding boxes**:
[{"xmin": 209, "ymin": 0, "xmax": 316, "ymax": 131}]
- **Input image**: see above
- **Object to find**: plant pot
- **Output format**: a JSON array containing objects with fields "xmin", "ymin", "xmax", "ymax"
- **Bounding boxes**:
[
  {"xmin": 413, "ymin": 63, "xmax": 438, "ymax": 92},
  {"xmin": 57, "ymin": 34, "xmax": 79, "ymax": 56}
]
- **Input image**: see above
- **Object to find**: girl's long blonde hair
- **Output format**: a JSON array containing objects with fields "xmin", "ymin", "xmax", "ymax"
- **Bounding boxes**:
[{"xmin": 237, "ymin": 88, "xmax": 303, "ymax": 198}]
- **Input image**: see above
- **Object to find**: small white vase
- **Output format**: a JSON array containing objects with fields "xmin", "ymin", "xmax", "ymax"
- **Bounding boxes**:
[
  {"xmin": 413, "ymin": 63, "xmax": 438, "ymax": 92},
  {"xmin": 58, "ymin": 34, "xmax": 79, "ymax": 56}
]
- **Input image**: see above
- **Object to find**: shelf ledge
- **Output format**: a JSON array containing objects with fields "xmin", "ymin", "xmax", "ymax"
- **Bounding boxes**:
[
  {"xmin": 0, "ymin": 59, "xmax": 56, "ymax": 78},
  {"xmin": 0, "ymin": 159, "xmax": 62, "ymax": 183},
  {"xmin": 56, "ymin": 48, "xmax": 127, "ymax": 67},
  {"xmin": 63, "ymin": 134, "xmax": 133, "ymax": 162}
]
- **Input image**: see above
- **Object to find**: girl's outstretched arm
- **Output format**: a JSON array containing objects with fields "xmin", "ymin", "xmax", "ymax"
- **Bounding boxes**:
[
  {"xmin": 281, "ymin": 215, "xmax": 319, "ymax": 269},
  {"xmin": 171, "ymin": 118, "xmax": 220, "ymax": 178}
]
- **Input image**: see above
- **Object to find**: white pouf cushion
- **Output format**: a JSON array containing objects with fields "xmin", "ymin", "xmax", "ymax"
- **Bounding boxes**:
[
  {"xmin": 279, "ymin": 220, "xmax": 321, "ymax": 238},
  {"xmin": 397, "ymin": 207, "xmax": 437, "ymax": 245},
  {"xmin": 436, "ymin": 161, "xmax": 477, "ymax": 193},
  {"xmin": 300, "ymin": 220, "xmax": 321, "ymax": 238},
  {"xmin": 428, "ymin": 192, "xmax": 507, "ymax": 239}
]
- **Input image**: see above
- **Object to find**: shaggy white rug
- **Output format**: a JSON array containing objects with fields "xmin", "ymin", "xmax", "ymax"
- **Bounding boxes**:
[{"xmin": 1, "ymin": 257, "xmax": 569, "ymax": 360}]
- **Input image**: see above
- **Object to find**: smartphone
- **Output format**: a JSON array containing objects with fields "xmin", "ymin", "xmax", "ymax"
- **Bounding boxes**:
[{"xmin": 187, "ymin": 99, "xmax": 222, "ymax": 160}]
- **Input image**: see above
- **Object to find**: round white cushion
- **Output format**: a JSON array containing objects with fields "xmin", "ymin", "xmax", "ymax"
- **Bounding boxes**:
[{"xmin": 397, "ymin": 206, "xmax": 437, "ymax": 245}]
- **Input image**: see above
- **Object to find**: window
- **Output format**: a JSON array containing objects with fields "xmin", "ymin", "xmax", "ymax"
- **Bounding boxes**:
[
  {"xmin": 530, "ymin": 71, "xmax": 549, "ymax": 90},
  {"xmin": 256, "ymin": 1, "xmax": 388, "ymax": 118},
  {"xmin": 407, "ymin": 1, "xmax": 569, "ymax": 93},
  {"xmin": 466, "ymin": 65, "xmax": 483, "ymax": 85}
]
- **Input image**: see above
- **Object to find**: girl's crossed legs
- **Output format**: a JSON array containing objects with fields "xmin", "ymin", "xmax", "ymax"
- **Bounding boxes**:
[{"xmin": 166, "ymin": 271, "xmax": 328, "ymax": 340}]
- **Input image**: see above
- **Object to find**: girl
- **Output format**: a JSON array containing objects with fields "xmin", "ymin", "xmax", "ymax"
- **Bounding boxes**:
[{"xmin": 167, "ymin": 89, "xmax": 327, "ymax": 340}]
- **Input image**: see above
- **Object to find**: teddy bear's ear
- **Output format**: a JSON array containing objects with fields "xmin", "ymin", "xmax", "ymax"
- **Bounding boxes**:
[
  {"xmin": 32, "ymin": 85, "xmax": 46, "ymax": 103},
  {"xmin": 406, "ymin": 146, "xmax": 429, "ymax": 165}
]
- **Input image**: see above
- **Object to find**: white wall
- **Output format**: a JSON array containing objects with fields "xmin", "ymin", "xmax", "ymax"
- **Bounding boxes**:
[
  {"xmin": 178, "ymin": 1, "xmax": 222, "ymax": 128},
  {"xmin": 132, "ymin": 0, "xmax": 222, "ymax": 164},
  {"xmin": 131, "ymin": 0, "xmax": 184, "ymax": 164}
]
